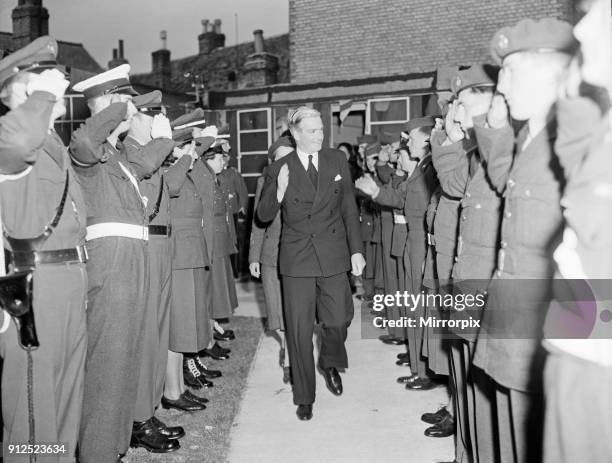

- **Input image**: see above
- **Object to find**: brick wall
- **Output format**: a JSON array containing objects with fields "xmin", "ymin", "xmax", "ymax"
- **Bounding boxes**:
[{"xmin": 289, "ymin": 0, "xmax": 575, "ymax": 84}]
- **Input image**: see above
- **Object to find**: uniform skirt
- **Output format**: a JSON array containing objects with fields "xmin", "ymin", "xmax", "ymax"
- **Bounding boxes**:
[
  {"xmin": 211, "ymin": 255, "xmax": 238, "ymax": 319},
  {"xmin": 169, "ymin": 267, "xmax": 212, "ymax": 352}
]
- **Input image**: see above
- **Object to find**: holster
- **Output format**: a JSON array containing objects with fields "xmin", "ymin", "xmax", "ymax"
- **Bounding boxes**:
[{"xmin": 0, "ymin": 271, "xmax": 38, "ymax": 350}]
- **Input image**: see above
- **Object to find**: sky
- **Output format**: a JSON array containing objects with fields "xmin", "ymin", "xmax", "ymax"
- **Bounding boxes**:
[{"xmin": 0, "ymin": 0, "xmax": 289, "ymax": 73}]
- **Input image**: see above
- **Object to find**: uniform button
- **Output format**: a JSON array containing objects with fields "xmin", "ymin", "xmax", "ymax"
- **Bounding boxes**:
[
  {"xmin": 507, "ymin": 179, "xmax": 515, "ymax": 188},
  {"xmin": 367, "ymin": 222, "xmax": 371, "ymax": 226},
  {"xmin": 495, "ymin": 270, "xmax": 502, "ymax": 277},
  {"xmin": 505, "ymin": 211, "xmax": 512, "ymax": 219},
  {"xmin": 475, "ymin": 203, "xmax": 481, "ymax": 209},
  {"xmin": 462, "ymin": 215, "xmax": 467, "ymax": 221},
  {"xmin": 525, "ymin": 189, "xmax": 531, "ymax": 197},
  {"xmin": 465, "ymin": 192, "xmax": 471, "ymax": 198},
  {"xmin": 501, "ymin": 241, "xmax": 507, "ymax": 248}
]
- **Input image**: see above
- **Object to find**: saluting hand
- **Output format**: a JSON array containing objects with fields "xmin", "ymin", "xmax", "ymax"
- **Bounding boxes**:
[
  {"xmin": 445, "ymin": 100, "xmax": 465, "ymax": 143},
  {"xmin": 151, "ymin": 114, "xmax": 172, "ymax": 139},
  {"xmin": 487, "ymin": 94, "xmax": 510, "ymax": 129},
  {"xmin": 27, "ymin": 69, "xmax": 69, "ymax": 101},
  {"xmin": 351, "ymin": 253, "xmax": 366, "ymax": 276},
  {"xmin": 355, "ymin": 174, "xmax": 379, "ymax": 198},
  {"xmin": 277, "ymin": 163, "xmax": 289, "ymax": 202}
]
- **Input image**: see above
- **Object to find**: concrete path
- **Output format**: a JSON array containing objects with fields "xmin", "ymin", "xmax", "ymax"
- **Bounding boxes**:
[{"xmin": 229, "ymin": 281, "xmax": 454, "ymax": 463}]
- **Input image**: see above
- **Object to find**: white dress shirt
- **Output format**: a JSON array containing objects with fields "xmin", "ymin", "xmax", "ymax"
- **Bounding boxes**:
[{"xmin": 296, "ymin": 148, "xmax": 318, "ymax": 172}]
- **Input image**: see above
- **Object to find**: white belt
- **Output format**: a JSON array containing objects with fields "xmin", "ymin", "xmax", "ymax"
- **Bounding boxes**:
[
  {"xmin": 393, "ymin": 213, "xmax": 407, "ymax": 224},
  {"xmin": 86, "ymin": 222, "xmax": 149, "ymax": 241}
]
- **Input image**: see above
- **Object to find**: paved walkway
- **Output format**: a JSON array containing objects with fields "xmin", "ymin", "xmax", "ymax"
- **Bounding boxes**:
[{"xmin": 229, "ymin": 281, "xmax": 454, "ymax": 463}]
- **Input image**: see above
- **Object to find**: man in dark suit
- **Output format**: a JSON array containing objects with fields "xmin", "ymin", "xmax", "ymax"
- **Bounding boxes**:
[{"xmin": 257, "ymin": 106, "xmax": 365, "ymax": 421}]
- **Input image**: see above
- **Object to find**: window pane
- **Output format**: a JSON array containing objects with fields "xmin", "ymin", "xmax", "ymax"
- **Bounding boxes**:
[
  {"xmin": 369, "ymin": 99, "xmax": 407, "ymax": 122},
  {"xmin": 244, "ymin": 176, "xmax": 260, "ymax": 196},
  {"xmin": 369, "ymin": 123, "xmax": 406, "ymax": 140},
  {"xmin": 240, "ymin": 154, "xmax": 269, "ymax": 174},
  {"xmin": 71, "ymin": 95, "xmax": 89, "ymax": 121},
  {"xmin": 54, "ymin": 123, "xmax": 73, "ymax": 145},
  {"xmin": 240, "ymin": 132, "xmax": 269, "ymax": 153},
  {"xmin": 239, "ymin": 110, "xmax": 268, "ymax": 130}
]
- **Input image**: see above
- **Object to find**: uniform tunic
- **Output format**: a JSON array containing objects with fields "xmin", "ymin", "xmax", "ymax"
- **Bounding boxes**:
[{"xmin": 0, "ymin": 92, "xmax": 88, "ymax": 463}]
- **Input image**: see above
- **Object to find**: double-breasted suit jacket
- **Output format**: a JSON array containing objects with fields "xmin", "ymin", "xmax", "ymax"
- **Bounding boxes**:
[{"xmin": 257, "ymin": 148, "xmax": 363, "ymax": 277}]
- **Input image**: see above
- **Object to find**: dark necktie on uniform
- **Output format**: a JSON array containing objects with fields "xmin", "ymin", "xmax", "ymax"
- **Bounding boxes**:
[{"xmin": 307, "ymin": 154, "xmax": 318, "ymax": 188}]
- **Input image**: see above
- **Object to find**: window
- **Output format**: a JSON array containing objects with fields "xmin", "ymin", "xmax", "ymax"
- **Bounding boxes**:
[
  {"xmin": 237, "ymin": 108, "xmax": 272, "ymax": 196},
  {"xmin": 54, "ymin": 94, "xmax": 89, "ymax": 145},
  {"xmin": 365, "ymin": 97, "xmax": 410, "ymax": 139}
]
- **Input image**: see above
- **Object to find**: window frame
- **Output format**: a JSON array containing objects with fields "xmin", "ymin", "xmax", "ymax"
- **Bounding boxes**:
[
  {"xmin": 236, "ymin": 107, "xmax": 272, "ymax": 197},
  {"xmin": 365, "ymin": 97, "xmax": 411, "ymax": 134}
]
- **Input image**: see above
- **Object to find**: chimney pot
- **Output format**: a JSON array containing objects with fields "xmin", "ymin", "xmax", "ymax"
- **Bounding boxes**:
[
  {"xmin": 201, "ymin": 19, "xmax": 209, "ymax": 33},
  {"xmin": 253, "ymin": 29, "xmax": 265, "ymax": 53},
  {"xmin": 213, "ymin": 19, "xmax": 222, "ymax": 34},
  {"xmin": 112, "ymin": 48, "xmax": 118, "ymax": 59}
]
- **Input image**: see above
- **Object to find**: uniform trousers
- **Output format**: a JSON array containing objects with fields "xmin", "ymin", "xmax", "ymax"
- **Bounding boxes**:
[
  {"xmin": 134, "ymin": 236, "xmax": 172, "ymax": 421},
  {"xmin": 282, "ymin": 273, "xmax": 352, "ymax": 405},
  {"xmin": 1, "ymin": 264, "xmax": 87, "ymax": 463},
  {"xmin": 543, "ymin": 350, "xmax": 612, "ymax": 463},
  {"xmin": 79, "ymin": 238, "xmax": 148, "ymax": 463}
]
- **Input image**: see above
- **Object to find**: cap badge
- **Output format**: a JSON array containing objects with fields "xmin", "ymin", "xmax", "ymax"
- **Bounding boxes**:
[{"xmin": 497, "ymin": 34, "xmax": 509, "ymax": 50}]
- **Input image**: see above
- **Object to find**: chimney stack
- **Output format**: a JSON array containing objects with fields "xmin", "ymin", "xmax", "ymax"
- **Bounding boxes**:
[
  {"xmin": 152, "ymin": 30, "xmax": 171, "ymax": 89},
  {"xmin": 108, "ymin": 39, "xmax": 129, "ymax": 69},
  {"xmin": 239, "ymin": 29, "xmax": 279, "ymax": 89},
  {"xmin": 198, "ymin": 18, "xmax": 225, "ymax": 55},
  {"xmin": 11, "ymin": 0, "xmax": 49, "ymax": 49}
]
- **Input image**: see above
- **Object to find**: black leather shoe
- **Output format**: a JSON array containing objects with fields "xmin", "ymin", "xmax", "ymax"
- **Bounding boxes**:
[
  {"xmin": 202, "ymin": 343, "xmax": 230, "ymax": 360},
  {"xmin": 161, "ymin": 393, "xmax": 206, "ymax": 412},
  {"xmin": 378, "ymin": 335, "xmax": 405, "ymax": 345},
  {"xmin": 214, "ymin": 328, "xmax": 235, "ymax": 341},
  {"xmin": 406, "ymin": 377, "xmax": 438, "ymax": 390},
  {"xmin": 396, "ymin": 357, "xmax": 411, "ymax": 366},
  {"xmin": 421, "ymin": 406, "xmax": 451, "ymax": 425},
  {"xmin": 424, "ymin": 415, "xmax": 455, "ymax": 437},
  {"xmin": 150, "ymin": 416, "xmax": 185, "ymax": 440},
  {"xmin": 323, "ymin": 367, "xmax": 343, "ymax": 396},
  {"xmin": 130, "ymin": 419, "xmax": 180, "ymax": 453},
  {"xmin": 296, "ymin": 404, "xmax": 313, "ymax": 421},
  {"xmin": 183, "ymin": 357, "xmax": 205, "ymax": 389},
  {"xmin": 183, "ymin": 389, "xmax": 209, "ymax": 406},
  {"xmin": 397, "ymin": 374, "xmax": 418, "ymax": 384},
  {"xmin": 194, "ymin": 356, "xmax": 222, "ymax": 378},
  {"xmin": 397, "ymin": 352, "xmax": 410, "ymax": 360}
]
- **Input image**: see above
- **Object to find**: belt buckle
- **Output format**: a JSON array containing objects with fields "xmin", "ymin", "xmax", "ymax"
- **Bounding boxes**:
[
  {"xmin": 77, "ymin": 245, "xmax": 88, "ymax": 263},
  {"xmin": 143, "ymin": 227, "xmax": 149, "ymax": 241}
]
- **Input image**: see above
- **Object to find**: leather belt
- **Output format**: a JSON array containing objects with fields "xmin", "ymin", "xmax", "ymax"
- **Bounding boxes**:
[
  {"xmin": 86, "ymin": 222, "xmax": 149, "ymax": 241},
  {"xmin": 10, "ymin": 245, "xmax": 88, "ymax": 269},
  {"xmin": 148, "ymin": 225, "xmax": 172, "ymax": 237}
]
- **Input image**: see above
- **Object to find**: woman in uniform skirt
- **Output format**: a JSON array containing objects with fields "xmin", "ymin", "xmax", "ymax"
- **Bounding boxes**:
[{"xmin": 162, "ymin": 140, "xmax": 215, "ymax": 411}]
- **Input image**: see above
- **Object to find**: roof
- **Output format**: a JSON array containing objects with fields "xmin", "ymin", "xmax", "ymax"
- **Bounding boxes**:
[
  {"xmin": 132, "ymin": 33, "xmax": 290, "ymax": 93},
  {"xmin": 0, "ymin": 31, "xmax": 102, "ymax": 73}
]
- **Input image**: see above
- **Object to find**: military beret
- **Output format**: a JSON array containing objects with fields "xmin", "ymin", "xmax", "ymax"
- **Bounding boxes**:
[
  {"xmin": 364, "ymin": 142, "xmax": 381, "ymax": 157},
  {"xmin": 72, "ymin": 64, "xmax": 138, "ymax": 99},
  {"xmin": 0, "ymin": 36, "xmax": 66, "ymax": 87},
  {"xmin": 404, "ymin": 116, "xmax": 436, "ymax": 134},
  {"xmin": 451, "ymin": 64, "xmax": 499, "ymax": 96},
  {"xmin": 378, "ymin": 131, "xmax": 397, "ymax": 146},
  {"xmin": 268, "ymin": 135, "xmax": 295, "ymax": 160},
  {"xmin": 132, "ymin": 90, "xmax": 165, "ymax": 115},
  {"xmin": 490, "ymin": 17, "xmax": 578, "ymax": 64},
  {"xmin": 357, "ymin": 134, "xmax": 378, "ymax": 145}
]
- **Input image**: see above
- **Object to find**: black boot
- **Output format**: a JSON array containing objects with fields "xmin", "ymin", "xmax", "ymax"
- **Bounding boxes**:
[
  {"xmin": 193, "ymin": 356, "xmax": 222, "ymax": 378},
  {"xmin": 184, "ymin": 357, "xmax": 214, "ymax": 388},
  {"xmin": 130, "ymin": 418, "xmax": 180, "ymax": 453}
]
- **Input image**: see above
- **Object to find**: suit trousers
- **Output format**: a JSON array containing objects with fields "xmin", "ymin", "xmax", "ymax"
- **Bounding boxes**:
[
  {"xmin": 134, "ymin": 236, "xmax": 172, "ymax": 421},
  {"xmin": 1, "ymin": 264, "xmax": 87, "ymax": 463},
  {"xmin": 79, "ymin": 238, "xmax": 148, "ymax": 462},
  {"xmin": 282, "ymin": 273, "xmax": 352, "ymax": 405}
]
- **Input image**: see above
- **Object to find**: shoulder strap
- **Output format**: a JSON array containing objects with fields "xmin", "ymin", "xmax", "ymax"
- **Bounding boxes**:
[{"xmin": 148, "ymin": 175, "xmax": 165, "ymax": 223}]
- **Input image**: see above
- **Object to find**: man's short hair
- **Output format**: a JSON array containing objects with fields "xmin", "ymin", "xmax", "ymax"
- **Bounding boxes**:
[
  {"xmin": 288, "ymin": 106, "xmax": 321, "ymax": 131},
  {"xmin": 0, "ymin": 70, "xmax": 30, "ymax": 103}
]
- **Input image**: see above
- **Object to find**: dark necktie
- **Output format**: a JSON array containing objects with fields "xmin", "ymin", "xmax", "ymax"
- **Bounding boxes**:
[{"xmin": 307, "ymin": 154, "xmax": 318, "ymax": 188}]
